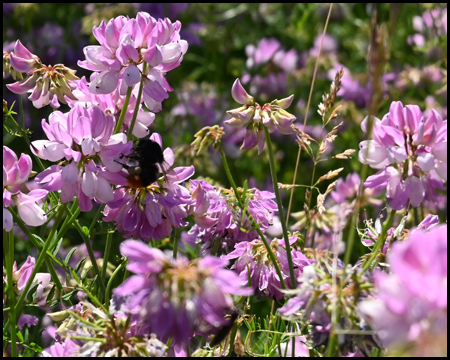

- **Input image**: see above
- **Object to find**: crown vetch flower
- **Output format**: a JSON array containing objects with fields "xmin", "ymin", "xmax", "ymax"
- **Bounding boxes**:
[
  {"xmin": 113, "ymin": 240, "xmax": 253, "ymax": 344},
  {"xmin": 359, "ymin": 101, "xmax": 447, "ymax": 210},
  {"xmin": 222, "ymin": 235, "xmax": 313, "ymax": 300},
  {"xmin": 67, "ymin": 77, "xmax": 155, "ymax": 138},
  {"xmin": 225, "ymin": 79, "xmax": 296, "ymax": 154},
  {"xmin": 78, "ymin": 12, "xmax": 188, "ymax": 112},
  {"xmin": 32, "ymin": 104, "xmax": 131, "ymax": 212},
  {"xmin": 103, "ymin": 133, "xmax": 195, "ymax": 240},
  {"xmin": 3, "ymin": 146, "xmax": 48, "ymax": 231},
  {"xmin": 184, "ymin": 180, "xmax": 278, "ymax": 254},
  {"xmin": 358, "ymin": 224, "xmax": 447, "ymax": 356},
  {"xmin": 5, "ymin": 40, "xmax": 79, "ymax": 109}
]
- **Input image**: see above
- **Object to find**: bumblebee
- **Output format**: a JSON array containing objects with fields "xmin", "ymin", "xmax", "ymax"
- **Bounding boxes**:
[{"xmin": 119, "ymin": 138, "xmax": 166, "ymax": 188}]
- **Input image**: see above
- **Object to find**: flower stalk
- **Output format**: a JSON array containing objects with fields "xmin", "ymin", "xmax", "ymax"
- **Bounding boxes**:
[
  {"xmin": 4, "ymin": 229, "xmax": 17, "ymax": 357},
  {"xmin": 219, "ymin": 143, "xmax": 287, "ymax": 290},
  {"xmin": 361, "ymin": 209, "xmax": 397, "ymax": 273},
  {"xmin": 263, "ymin": 126, "xmax": 297, "ymax": 289}
]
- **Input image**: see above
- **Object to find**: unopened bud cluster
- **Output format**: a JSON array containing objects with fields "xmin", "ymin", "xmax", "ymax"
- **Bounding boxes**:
[{"xmin": 192, "ymin": 125, "xmax": 225, "ymax": 155}]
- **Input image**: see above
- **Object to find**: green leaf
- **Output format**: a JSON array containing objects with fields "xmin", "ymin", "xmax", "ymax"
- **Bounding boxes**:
[
  {"xmin": 62, "ymin": 290, "xmax": 77, "ymax": 301},
  {"xmin": 75, "ymin": 257, "xmax": 88, "ymax": 274},
  {"xmin": 64, "ymin": 247, "xmax": 78, "ymax": 264},
  {"xmin": 27, "ymin": 281, "xmax": 40, "ymax": 303},
  {"xmin": 45, "ymin": 284, "xmax": 57, "ymax": 306},
  {"xmin": 31, "ymin": 234, "xmax": 45, "ymax": 247}
]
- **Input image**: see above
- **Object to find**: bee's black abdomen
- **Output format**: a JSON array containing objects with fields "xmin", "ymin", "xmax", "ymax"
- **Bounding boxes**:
[
  {"xmin": 139, "ymin": 163, "xmax": 159, "ymax": 187},
  {"xmin": 123, "ymin": 138, "xmax": 166, "ymax": 188}
]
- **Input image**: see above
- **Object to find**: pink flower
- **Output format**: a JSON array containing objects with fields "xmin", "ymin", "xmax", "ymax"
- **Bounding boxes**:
[
  {"xmin": 184, "ymin": 180, "xmax": 278, "ymax": 254},
  {"xmin": 358, "ymin": 225, "xmax": 447, "ymax": 356},
  {"xmin": 103, "ymin": 133, "xmax": 195, "ymax": 240},
  {"xmin": 78, "ymin": 12, "xmax": 188, "ymax": 112},
  {"xmin": 32, "ymin": 104, "xmax": 132, "ymax": 212},
  {"xmin": 114, "ymin": 240, "xmax": 252, "ymax": 344},
  {"xmin": 222, "ymin": 235, "xmax": 313, "ymax": 300},
  {"xmin": 3, "ymin": 146, "xmax": 48, "ymax": 231},
  {"xmin": 359, "ymin": 101, "xmax": 447, "ymax": 210}
]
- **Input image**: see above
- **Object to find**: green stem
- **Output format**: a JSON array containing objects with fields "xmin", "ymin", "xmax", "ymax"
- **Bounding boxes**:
[
  {"xmin": 325, "ymin": 324, "xmax": 339, "ymax": 357},
  {"xmin": 306, "ymin": 161, "xmax": 317, "ymax": 248},
  {"xmin": 171, "ymin": 227, "xmax": 180, "ymax": 259},
  {"xmin": 361, "ymin": 209, "xmax": 397, "ymax": 273},
  {"xmin": 114, "ymin": 86, "xmax": 133, "ymax": 134},
  {"xmin": 88, "ymin": 204, "xmax": 105, "ymax": 234},
  {"xmin": 227, "ymin": 322, "xmax": 239, "ymax": 357},
  {"xmin": 56, "ymin": 204, "xmax": 79, "ymax": 241},
  {"xmin": 218, "ymin": 144, "xmax": 286, "ymax": 290},
  {"xmin": 18, "ymin": 93, "xmax": 25, "ymax": 128},
  {"xmin": 325, "ymin": 255, "xmax": 342, "ymax": 357},
  {"xmin": 13, "ymin": 204, "xmax": 67, "ymax": 324},
  {"xmin": 413, "ymin": 206, "xmax": 419, "ymax": 227},
  {"xmin": 127, "ymin": 63, "xmax": 147, "ymax": 142},
  {"xmin": 263, "ymin": 126, "xmax": 296, "ymax": 289},
  {"xmin": 105, "ymin": 259, "xmax": 127, "ymax": 304},
  {"xmin": 343, "ymin": 163, "xmax": 368, "ymax": 265},
  {"xmin": 7, "ymin": 206, "xmax": 71, "ymax": 307},
  {"xmin": 4, "ymin": 230, "xmax": 17, "ymax": 357},
  {"xmin": 101, "ymin": 231, "xmax": 113, "ymax": 288},
  {"xmin": 67, "ymin": 210, "xmax": 107, "ymax": 301}
]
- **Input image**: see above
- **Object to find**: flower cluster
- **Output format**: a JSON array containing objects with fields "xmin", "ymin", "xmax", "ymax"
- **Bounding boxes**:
[
  {"xmin": 359, "ymin": 101, "xmax": 447, "ymax": 210},
  {"xmin": 358, "ymin": 224, "xmax": 447, "ymax": 356},
  {"xmin": 183, "ymin": 180, "xmax": 278, "ymax": 254},
  {"xmin": 32, "ymin": 104, "xmax": 131, "ymax": 212},
  {"xmin": 5, "ymin": 40, "xmax": 79, "ymax": 108},
  {"xmin": 103, "ymin": 133, "xmax": 194, "ymax": 241},
  {"xmin": 225, "ymin": 79, "xmax": 296, "ymax": 154},
  {"xmin": 113, "ymin": 240, "xmax": 253, "ymax": 344},
  {"xmin": 279, "ymin": 249, "xmax": 376, "ymax": 355},
  {"xmin": 43, "ymin": 301, "xmax": 168, "ymax": 357},
  {"xmin": 3, "ymin": 146, "xmax": 48, "ymax": 231},
  {"xmin": 408, "ymin": 7, "xmax": 447, "ymax": 49},
  {"xmin": 78, "ymin": 12, "xmax": 188, "ymax": 112},
  {"xmin": 222, "ymin": 235, "xmax": 313, "ymax": 300}
]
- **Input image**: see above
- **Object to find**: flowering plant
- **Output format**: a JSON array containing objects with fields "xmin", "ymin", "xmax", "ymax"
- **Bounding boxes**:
[{"xmin": 3, "ymin": 3, "xmax": 446, "ymax": 358}]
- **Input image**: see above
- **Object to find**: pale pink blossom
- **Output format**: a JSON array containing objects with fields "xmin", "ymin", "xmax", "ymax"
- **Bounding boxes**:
[
  {"xmin": 78, "ymin": 12, "xmax": 188, "ymax": 113},
  {"xmin": 32, "ymin": 104, "xmax": 132, "ymax": 212},
  {"xmin": 359, "ymin": 101, "xmax": 447, "ymax": 210}
]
